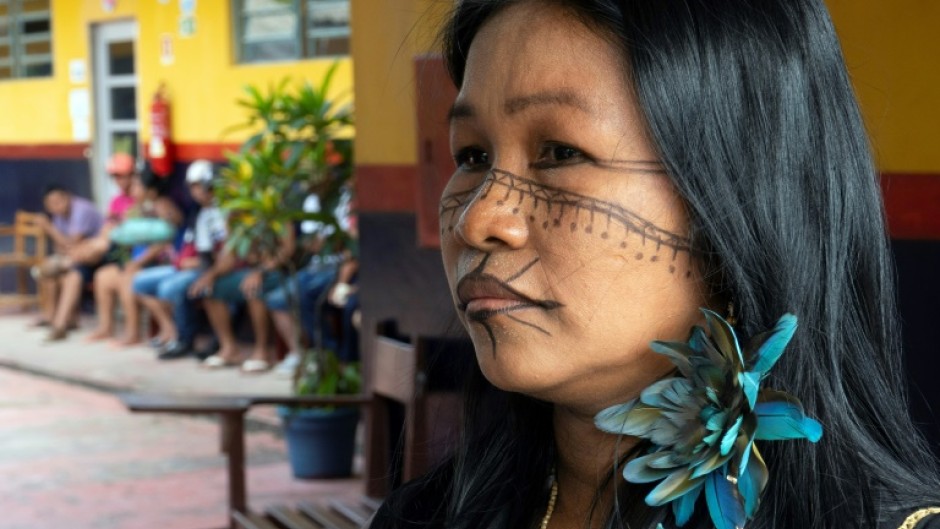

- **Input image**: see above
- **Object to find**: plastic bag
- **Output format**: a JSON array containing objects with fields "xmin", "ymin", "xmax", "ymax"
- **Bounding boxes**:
[{"xmin": 109, "ymin": 218, "xmax": 175, "ymax": 246}]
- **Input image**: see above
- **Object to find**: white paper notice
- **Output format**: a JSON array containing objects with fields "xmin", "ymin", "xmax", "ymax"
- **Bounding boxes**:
[
  {"xmin": 69, "ymin": 89, "xmax": 92, "ymax": 141},
  {"xmin": 160, "ymin": 34, "xmax": 174, "ymax": 65},
  {"xmin": 68, "ymin": 89, "xmax": 91, "ymax": 119},
  {"xmin": 69, "ymin": 59, "xmax": 87, "ymax": 84},
  {"xmin": 72, "ymin": 119, "xmax": 91, "ymax": 141}
]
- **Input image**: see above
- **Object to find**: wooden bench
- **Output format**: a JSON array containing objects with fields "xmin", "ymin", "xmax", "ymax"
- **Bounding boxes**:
[
  {"xmin": 117, "ymin": 331, "xmax": 467, "ymax": 528},
  {"xmin": 232, "ymin": 497, "xmax": 382, "ymax": 529},
  {"xmin": 118, "ymin": 392, "xmax": 372, "ymax": 529}
]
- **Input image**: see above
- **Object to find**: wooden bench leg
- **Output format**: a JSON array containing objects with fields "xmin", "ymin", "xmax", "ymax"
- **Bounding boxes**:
[{"xmin": 222, "ymin": 413, "xmax": 247, "ymax": 529}]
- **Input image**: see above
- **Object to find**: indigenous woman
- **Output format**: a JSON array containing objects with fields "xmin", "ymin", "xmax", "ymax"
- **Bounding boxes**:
[{"xmin": 373, "ymin": 1, "xmax": 940, "ymax": 528}]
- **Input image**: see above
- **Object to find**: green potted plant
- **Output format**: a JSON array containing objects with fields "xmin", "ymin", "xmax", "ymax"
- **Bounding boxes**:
[{"xmin": 218, "ymin": 63, "xmax": 361, "ymax": 478}]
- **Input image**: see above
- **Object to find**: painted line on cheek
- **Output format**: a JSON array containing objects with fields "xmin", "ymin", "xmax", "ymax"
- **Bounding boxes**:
[
  {"xmin": 470, "ymin": 252, "xmax": 492, "ymax": 276},
  {"xmin": 504, "ymin": 257, "xmax": 540, "ymax": 284},
  {"xmin": 482, "ymin": 323, "xmax": 497, "ymax": 358},
  {"xmin": 506, "ymin": 314, "xmax": 552, "ymax": 336}
]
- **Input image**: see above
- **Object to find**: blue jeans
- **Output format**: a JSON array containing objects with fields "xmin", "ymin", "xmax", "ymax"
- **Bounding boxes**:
[
  {"xmin": 264, "ymin": 268, "xmax": 337, "ymax": 345},
  {"xmin": 132, "ymin": 266, "xmax": 201, "ymax": 344},
  {"xmin": 339, "ymin": 292, "xmax": 359, "ymax": 362},
  {"xmin": 132, "ymin": 265, "xmax": 176, "ymax": 296}
]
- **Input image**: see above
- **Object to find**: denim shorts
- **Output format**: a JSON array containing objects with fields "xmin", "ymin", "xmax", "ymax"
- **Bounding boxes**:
[{"xmin": 209, "ymin": 269, "xmax": 285, "ymax": 304}]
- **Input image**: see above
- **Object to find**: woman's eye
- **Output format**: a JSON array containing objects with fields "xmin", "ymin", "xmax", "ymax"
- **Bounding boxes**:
[
  {"xmin": 533, "ymin": 143, "xmax": 588, "ymax": 169},
  {"xmin": 453, "ymin": 147, "xmax": 490, "ymax": 171}
]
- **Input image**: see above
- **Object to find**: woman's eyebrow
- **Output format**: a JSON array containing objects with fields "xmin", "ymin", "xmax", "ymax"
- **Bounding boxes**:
[
  {"xmin": 448, "ymin": 89, "xmax": 592, "ymax": 123},
  {"xmin": 503, "ymin": 90, "xmax": 591, "ymax": 116}
]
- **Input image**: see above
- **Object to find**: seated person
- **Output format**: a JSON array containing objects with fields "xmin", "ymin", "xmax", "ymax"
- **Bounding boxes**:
[
  {"xmin": 34, "ymin": 185, "xmax": 104, "ymax": 328},
  {"xmin": 46, "ymin": 152, "xmax": 136, "ymax": 342},
  {"xmin": 189, "ymin": 225, "xmax": 296, "ymax": 373},
  {"xmin": 267, "ymin": 253, "xmax": 339, "ymax": 376},
  {"xmin": 267, "ymin": 192, "xmax": 347, "ymax": 376},
  {"xmin": 325, "ymin": 255, "xmax": 359, "ymax": 363},
  {"xmin": 318, "ymin": 189, "xmax": 359, "ymax": 363},
  {"xmin": 132, "ymin": 159, "xmax": 227, "ymax": 359},
  {"xmin": 87, "ymin": 163, "xmax": 182, "ymax": 345}
]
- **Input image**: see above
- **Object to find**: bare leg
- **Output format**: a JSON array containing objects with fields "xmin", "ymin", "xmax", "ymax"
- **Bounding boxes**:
[
  {"xmin": 270, "ymin": 309, "xmax": 300, "ymax": 354},
  {"xmin": 246, "ymin": 298, "xmax": 272, "ymax": 362},
  {"xmin": 36, "ymin": 277, "xmax": 58, "ymax": 324},
  {"xmin": 87, "ymin": 264, "xmax": 119, "ymax": 341},
  {"xmin": 116, "ymin": 270, "xmax": 142, "ymax": 346},
  {"xmin": 139, "ymin": 295, "xmax": 177, "ymax": 342},
  {"xmin": 203, "ymin": 299, "xmax": 240, "ymax": 363},
  {"xmin": 49, "ymin": 270, "xmax": 84, "ymax": 340}
]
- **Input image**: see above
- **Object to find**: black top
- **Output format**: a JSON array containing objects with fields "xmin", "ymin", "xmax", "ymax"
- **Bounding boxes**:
[{"xmin": 370, "ymin": 481, "xmax": 940, "ymax": 529}]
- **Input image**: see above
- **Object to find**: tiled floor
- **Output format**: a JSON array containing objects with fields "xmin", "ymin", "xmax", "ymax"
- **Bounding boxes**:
[{"xmin": 0, "ymin": 312, "xmax": 362, "ymax": 529}]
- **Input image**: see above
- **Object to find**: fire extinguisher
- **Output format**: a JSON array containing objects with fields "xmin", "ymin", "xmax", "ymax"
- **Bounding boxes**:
[{"xmin": 148, "ymin": 84, "xmax": 174, "ymax": 177}]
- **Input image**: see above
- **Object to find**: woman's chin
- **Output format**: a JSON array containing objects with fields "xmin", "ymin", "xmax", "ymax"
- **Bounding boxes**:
[{"xmin": 473, "ymin": 343, "xmax": 564, "ymax": 397}]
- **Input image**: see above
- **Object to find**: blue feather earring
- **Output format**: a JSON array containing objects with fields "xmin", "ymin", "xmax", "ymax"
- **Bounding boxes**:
[{"xmin": 595, "ymin": 309, "xmax": 823, "ymax": 529}]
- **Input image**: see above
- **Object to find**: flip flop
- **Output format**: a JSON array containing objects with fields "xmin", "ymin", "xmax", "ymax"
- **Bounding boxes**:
[
  {"xmin": 241, "ymin": 359, "xmax": 271, "ymax": 374},
  {"xmin": 201, "ymin": 355, "xmax": 241, "ymax": 369}
]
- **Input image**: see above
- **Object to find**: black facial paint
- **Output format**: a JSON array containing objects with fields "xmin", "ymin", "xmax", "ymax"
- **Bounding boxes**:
[{"xmin": 440, "ymin": 167, "xmax": 693, "ymax": 274}]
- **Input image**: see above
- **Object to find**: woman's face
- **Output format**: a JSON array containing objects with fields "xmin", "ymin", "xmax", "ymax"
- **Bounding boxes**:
[
  {"xmin": 129, "ymin": 176, "xmax": 147, "ymax": 202},
  {"xmin": 440, "ymin": 2, "xmax": 710, "ymax": 412},
  {"xmin": 111, "ymin": 173, "xmax": 133, "ymax": 196}
]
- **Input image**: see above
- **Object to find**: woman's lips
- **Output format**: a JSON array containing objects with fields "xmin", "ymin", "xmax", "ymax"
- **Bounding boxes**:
[
  {"xmin": 464, "ymin": 297, "xmax": 532, "ymax": 315},
  {"xmin": 456, "ymin": 273, "xmax": 562, "ymax": 321}
]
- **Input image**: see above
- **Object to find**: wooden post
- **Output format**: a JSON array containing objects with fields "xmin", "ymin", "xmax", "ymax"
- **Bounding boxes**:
[{"xmin": 223, "ymin": 412, "xmax": 247, "ymax": 528}]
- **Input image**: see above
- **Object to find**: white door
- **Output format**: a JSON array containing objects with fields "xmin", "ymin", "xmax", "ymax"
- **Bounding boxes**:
[{"xmin": 91, "ymin": 21, "xmax": 138, "ymax": 209}]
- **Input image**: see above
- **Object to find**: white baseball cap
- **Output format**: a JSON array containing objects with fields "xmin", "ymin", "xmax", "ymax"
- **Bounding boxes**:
[{"xmin": 185, "ymin": 160, "xmax": 214, "ymax": 184}]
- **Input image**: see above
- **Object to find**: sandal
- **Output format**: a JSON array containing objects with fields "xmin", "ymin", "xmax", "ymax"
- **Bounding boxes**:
[
  {"xmin": 201, "ymin": 355, "xmax": 241, "ymax": 369},
  {"xmin": 241, "ymin": 359, "xmax": 271, "ymax": 374}
]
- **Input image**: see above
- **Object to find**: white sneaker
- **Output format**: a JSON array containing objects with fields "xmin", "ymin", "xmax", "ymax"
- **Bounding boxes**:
[{"xmin": 275, "ymin": 352, "xmax": 301, "ymax": 378}]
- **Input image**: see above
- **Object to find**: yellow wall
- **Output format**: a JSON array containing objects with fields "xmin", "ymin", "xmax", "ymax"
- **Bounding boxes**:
[
  {"xmin": 349, "ymin": 1, "xmax": 939, "ymax": 174},
  {"xmin": 0, "ymin": 0, "xmax": 353, "ymax": 145},
  {"xmin": 828, "ymin": 0, "xmax": 940, "ymax": 173},
  {"xmin": 350, "ymin": 0, "xmax": 449, "ymax": 166},
  {"xmin": 2, "ymin": 0, "xmax": 933, "ymax": 174}
]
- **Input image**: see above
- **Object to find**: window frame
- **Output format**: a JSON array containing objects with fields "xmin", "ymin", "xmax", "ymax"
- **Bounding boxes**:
[
  {"xmin": 233, "ymin": 0, "xmax": 349, "ymax": 64},
  {"xmin": 0, "ymin": 0, "xmax": 53, "ymax": 81}
]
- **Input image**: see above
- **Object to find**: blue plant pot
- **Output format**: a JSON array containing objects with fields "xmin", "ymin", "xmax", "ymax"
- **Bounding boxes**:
[{"xmin": 278, "ymin": 406, "xmax": 360, "ymax": 479}]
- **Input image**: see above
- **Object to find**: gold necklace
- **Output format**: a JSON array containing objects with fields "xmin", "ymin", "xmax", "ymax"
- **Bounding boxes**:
[
  {"xmin": 540, "ymin": 476, "xmax": 559, "ymax": 529},
  {"xmin": 898, "ymin": 507, "xmax": 940, "ymax": 529}
]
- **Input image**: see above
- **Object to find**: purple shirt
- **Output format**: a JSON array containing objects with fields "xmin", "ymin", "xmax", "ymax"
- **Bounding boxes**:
[{"xmin": 52, "ymin": 196, "xmax": 103, "ymax": 239}]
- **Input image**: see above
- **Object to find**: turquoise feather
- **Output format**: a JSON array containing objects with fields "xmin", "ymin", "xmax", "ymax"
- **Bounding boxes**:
[
  {"xmin": 594, "ymin": 311, "xmax": 823, "ymax": 529},
  {"xmin": 738, "ymin": 371, "xmax": 760, "ymax": 409},
  {"xmin": 737, "ymin": 443, "xmax": 768, "ymax": 517},
  {"xmin": 594, "ymin": 399, "xmax": 639, "ymax": 435},
  {"xmin": 673, "ymin": 481, "xmax": 704, "ymax": 526},
  {"xmin": 747, "ymin": 313, "xmax": 797, "ymax": 375},
  {"xmin": 625, "ymin": 453, "xmax": 675, "ymax": 483},
  {"xmin": 705, "ymin": 469, "xmax": 746, "ymax": 529},
  {"xmin": 719, "ymin": 416, "xmax": 744, "ymax": 456},
  {"xmin": 647, "ymin": 467, "xmax": 706, "ymax": 506},
  {"xmin": 754, "ymin": 401, "xmax": 823, "ymax": 441},
  {"xmin": 702, "ymin": 309, "xmax": 743, "ymax": 367}
]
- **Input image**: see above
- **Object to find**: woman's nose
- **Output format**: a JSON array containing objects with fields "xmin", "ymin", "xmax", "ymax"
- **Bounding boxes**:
[{"xmin": 453, "ymin": 170, "xmax": 530, "ymax": 251}]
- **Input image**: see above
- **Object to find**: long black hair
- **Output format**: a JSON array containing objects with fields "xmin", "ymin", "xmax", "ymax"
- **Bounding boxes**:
[{"xmin": 373, "ymin": 1, "xmax": 940, "ymax": 528}]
